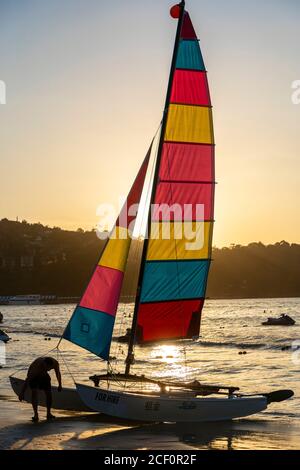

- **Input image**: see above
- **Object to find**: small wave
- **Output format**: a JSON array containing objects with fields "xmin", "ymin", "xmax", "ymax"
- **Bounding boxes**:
[
  {"xmin": 197, "ymin": 340, "xmax": 266, "ymax": 349},
  {"xmin": 263, "ymin": 410, "xmax": 299, "ymax": 418},
  {"xmin": 4, "ymin": 328, "xmax": 61, "ymax": 338},
  {"xmin": 196, "ymin": 340, "xmax": 298, "ymax": 351}
]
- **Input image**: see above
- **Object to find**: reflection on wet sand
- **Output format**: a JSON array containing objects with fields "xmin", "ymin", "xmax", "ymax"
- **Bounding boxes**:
[
  {"xmin": 73, "ymin": 418, "xmax": 294, "ymax": 451},
  {"xmin": 0, "ymin": 406, "xmax": 297, "ymax": 450}
]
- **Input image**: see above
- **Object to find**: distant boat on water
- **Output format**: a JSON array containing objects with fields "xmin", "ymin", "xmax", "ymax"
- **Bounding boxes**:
[
  {"xmin": 262, "ymin": 314, "xmax": 295, "ymax": 326},
  {"xmin": 0, "ymin": 295, "xmax": 79, "ymax": 305}
]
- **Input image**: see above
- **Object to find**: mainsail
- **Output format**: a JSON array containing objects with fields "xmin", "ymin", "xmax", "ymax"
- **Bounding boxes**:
[
  {"xmin": 134, "ymin": 5, "xmax": 215, "ymax": 344},
  {"xmin": 62, "ymin": 1, "xmax": 214, "ymax": 366},
  {"xmin": 62, "ymin": 144, "xmax": 152, "ymax": 359}
]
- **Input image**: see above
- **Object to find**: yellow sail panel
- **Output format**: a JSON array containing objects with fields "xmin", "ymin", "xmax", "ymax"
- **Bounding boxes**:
[
  {"xmin": 165, "ymin": 104, "xmax": 213, "ymax": 144},
  {"xmin": 99, "ymin": 226, "xmax": 131, "ymax": 272},
  {"xmin": 147, "ymin": 222, "xmax": 212, "ymax": 260}
]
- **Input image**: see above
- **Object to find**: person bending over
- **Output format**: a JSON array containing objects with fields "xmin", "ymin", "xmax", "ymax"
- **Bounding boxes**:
[{"xmin": 19, "ymin": 356, "xmax": 62, "ymax": 422}]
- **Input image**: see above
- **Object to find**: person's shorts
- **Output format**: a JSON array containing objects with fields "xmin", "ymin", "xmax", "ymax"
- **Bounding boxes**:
[{"xmin": 29, "ymin": 374, "xmax": 51, "ymax": 391}]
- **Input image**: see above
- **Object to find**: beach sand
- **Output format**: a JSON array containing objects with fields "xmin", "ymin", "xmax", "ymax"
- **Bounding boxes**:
[
  {"xmin": 0, "ymin": 395, "xmax": 190, "ymax": 450},
  {"xmin": 1, "ymin": 393, "xmax": 299, "ymax": 450}
]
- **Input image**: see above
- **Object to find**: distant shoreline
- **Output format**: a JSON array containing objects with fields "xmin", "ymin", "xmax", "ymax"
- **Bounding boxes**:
[{"xmin": 1, "ymin": 295, "xmax": 300, "ymax": 306}]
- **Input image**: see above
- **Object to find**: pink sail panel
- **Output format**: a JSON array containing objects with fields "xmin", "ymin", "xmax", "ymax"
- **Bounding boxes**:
[
  {"xmin": 153, "ymin": 182, "xmax": 214, "ymax": 221},
  {"xmin": 137, "ymin": 299, "xmax": 204, "ymax": 342},
  {"xmin": 170, "ymin": 70, "xmax": 211, "ymax": 106},
  {"xmin": 80, "ymin": 265, "xmax": 123, "ymax": 316},
  {"xmin": 159, "ymin": 142, "xmax": 214, "ymax": 183}
]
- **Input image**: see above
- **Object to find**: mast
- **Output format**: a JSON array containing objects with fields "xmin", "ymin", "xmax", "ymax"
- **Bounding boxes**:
[{"xmin": 125, "ymin": 1, "xmax": 186, "ymax": 375}]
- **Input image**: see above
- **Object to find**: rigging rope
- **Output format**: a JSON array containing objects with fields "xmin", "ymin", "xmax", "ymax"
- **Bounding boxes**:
[
  {"xmin": 56, "ymin": 347, "xmax": 76, "ymax": 384},
  {"xmin": 10, "ymin": 345, "xmax": 61, "ymax": 378}
]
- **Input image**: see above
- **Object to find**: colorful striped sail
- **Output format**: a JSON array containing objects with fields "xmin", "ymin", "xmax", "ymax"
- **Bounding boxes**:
[
  {"xmin": 136, "ymin": 8, "xmax": 215, "ymax": 343},
  {"xmin": 62, "ymin": 145, "xmax": 152, "ymax": 359}
]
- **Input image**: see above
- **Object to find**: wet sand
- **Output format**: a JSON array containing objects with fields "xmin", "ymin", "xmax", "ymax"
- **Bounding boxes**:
[
  {"xmin": 0, "ymin": 394, "xmax": 299, "ymax": 450},
  {"xmin": 0, "ymin": 397, "xmax": 189, "ymax": 450}
]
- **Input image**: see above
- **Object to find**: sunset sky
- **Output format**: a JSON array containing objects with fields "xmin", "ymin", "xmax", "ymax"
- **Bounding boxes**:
[{"xmin": 0, "ymin": 0, "xmax": 299, "ymax": 247}]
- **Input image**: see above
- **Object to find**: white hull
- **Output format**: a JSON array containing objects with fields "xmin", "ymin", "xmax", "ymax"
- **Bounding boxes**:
[
  {"xmin": 76, "ymin": 383, "xmax": 268, "ymax": 423},
  {"xmin": 10, "ymin": 376, "xmax": 91, "ymax": 412}
]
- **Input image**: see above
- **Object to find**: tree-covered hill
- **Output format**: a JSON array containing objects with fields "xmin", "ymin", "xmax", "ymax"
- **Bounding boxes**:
[{"xmin": 0, "ymin": 219, "xmax": 299, "ymax": 299}]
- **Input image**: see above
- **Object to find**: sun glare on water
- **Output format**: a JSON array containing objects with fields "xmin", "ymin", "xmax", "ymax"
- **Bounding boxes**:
[{"xmin": 150, "ymin": 345, "xmax": 181, "ymax": 364}]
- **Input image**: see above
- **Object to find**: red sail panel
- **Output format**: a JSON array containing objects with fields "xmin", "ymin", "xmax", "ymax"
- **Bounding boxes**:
[
  {"xmin": 153, "ymin": 182, "xmax": 214, "ymax": 221},
  {"xmin": 137, "ymin": 299, "xmax": 204, "ymax": 343},
  {"xmin": 135, "ymin": 7, "xmax": 215, "ymax": 344},
  {"xmin": 170, "ymin": 70, "xmax": 211, "ymax": 106},
  {"xmin": 159, "ymin": 143, "xmax": 214, "ymax": 183},
  {"xmin": 117, "ymin": 151, "xmax": 152, "ymax": 229},
  {"xmin": 181, "ymin": 12, "xmax": 197, "ymax": 39}
]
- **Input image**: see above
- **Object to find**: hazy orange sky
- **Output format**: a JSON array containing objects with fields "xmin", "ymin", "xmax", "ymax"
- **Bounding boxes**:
[{"xmin": 0, "ymin": 0, "xmax": 299, "ymax": 247}]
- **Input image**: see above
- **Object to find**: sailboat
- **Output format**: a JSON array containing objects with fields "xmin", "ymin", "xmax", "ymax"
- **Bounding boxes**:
[{"xmin": 10, "ymin": 1, "xmax": 293, "ymax": 422}]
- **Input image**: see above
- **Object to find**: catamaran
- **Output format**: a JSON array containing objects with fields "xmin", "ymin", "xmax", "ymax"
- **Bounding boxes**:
[{"xmin": 11, "ymin": 1, "xmax": 293, "ymax": 422}]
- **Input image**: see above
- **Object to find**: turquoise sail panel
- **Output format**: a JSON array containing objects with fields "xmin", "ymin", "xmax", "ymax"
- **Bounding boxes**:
[
  {"xmin": 176, "ymin": 40, "xmax": 205, "ymax": 71},
  {"xmin": 63, "ymin": 306, "xmax": 115, "ymax": 359},
  {"xmin": 140, "ymin": 260, "xmax": 210, "ymax": 303}
]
